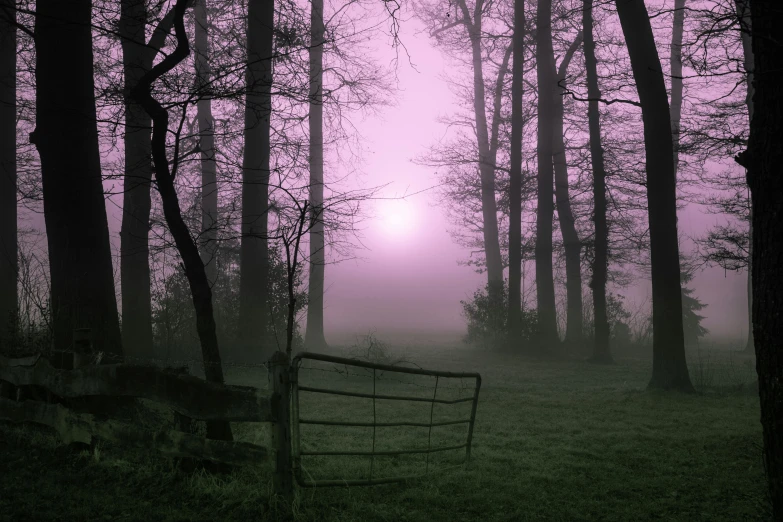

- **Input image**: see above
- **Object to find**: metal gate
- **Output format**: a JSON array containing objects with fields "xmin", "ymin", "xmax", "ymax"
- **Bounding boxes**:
[{"xmin": 290, "ymin": 352, "xmax": 482, "ymax": 487}]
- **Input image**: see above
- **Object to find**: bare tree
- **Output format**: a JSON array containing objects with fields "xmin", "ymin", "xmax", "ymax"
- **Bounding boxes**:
[
  {"xmin": 582, "ymin": 0, "xmax": 610, "ymax": 363},
  {"xmin": 131, "ymin": 0, "xmax": 231, "ymax": 440},
  {"xmin": 507, "ymin": 0, "xmax": 525, "ymax": 346},
  {"xmin": 535, "ymin": 0, "xmax": 559, "ymax": 346},
  {"xmin": 238, "ymin": 0, "xmax": 274, "ymax": 360},
  {"xmin": 304, "ymin": 0, "xmax": 328, "ymax": 350},
  {"xmin": 34, "ymin": 0, "xmax": 122, "ymax": 360},
  {"xmin": 614, "ymin": 0, "xmax": 691, "ymax": 391},
  {"xmin": 0, "ymin": 0, "xmax": 16, "ymax": 344},
  {"xmin": 744, "ymin": 0, "xmax": 783, "ymax": 514},
  {"xmin": 552, "ymin": 31, "xmax": 584, "ymax": 348}
]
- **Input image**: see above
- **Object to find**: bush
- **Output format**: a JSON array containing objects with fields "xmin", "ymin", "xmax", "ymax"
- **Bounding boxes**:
[{"xmin": 460, "ymin": 282, "xmax": 537, "ymax": 349}]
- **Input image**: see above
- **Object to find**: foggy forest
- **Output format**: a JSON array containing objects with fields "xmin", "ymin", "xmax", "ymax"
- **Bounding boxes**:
[{"xmin": 0, "ymin": 0, "xmax": 782, "ymax": 520}]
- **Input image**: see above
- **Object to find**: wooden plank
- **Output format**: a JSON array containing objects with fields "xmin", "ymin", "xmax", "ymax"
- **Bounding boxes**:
[
  {"xmin": 0, "ymin": 398, "xmax": 271, "ymax": 467},
  {"xmin": 269, "ymin": 352, "xmax": 293, "ymax": 500},
  {"xmin": 0, "ymin": 355, "xmax": 272, "ymax": 422}
]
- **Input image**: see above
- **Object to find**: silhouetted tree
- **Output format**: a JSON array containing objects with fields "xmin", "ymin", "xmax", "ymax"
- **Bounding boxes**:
[
  {"xmin": 744, "ymin": 0, "xmax": 783, "ymax": 514},
  {"xmin": 507, "ymin": 0, "xmax": 525, "ymax": 346},
  {"xmin": 0, "ymin": 0, "xmax": 16, "ymax": 344},
  {"xmin": 614, "ymin": 0, "xmax": 692, "ymax": 391},
  {"xmin": 535, "ymin": 0, "xmax": 558, "ymax": 346},
  {"xmin": 583, "ymin": 0, "xmax": 610, "ymax": 363},
  {"xmin": 304, "ymin": 0, "xmax": 328, "ymax": 351},
  {"xmin": 552, "ymin": 31, "xmax": 584, "ymax": 348},
  {"xmin": 131, "ymin": 0, "xmax": 231, "ymax": 440},
  {"xmin": 238, "ymin": 0, "xmax": 274, "ymax": 360},
  {"xmin": 34, "ymin": 0, "xmax": 122, "ymax": 360}
]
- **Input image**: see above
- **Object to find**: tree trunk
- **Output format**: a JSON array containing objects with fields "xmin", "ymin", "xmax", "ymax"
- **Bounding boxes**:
[
  {"xmin": 746, "ymin": 1, "xmax": 783, "ymax": 514},
  {"xmin": 34, "ymin": 0, "xmax": 123, "ymax": 360},
  {"xmin": 131, "ymin": 0, "xmax": 231, "ymax": 441},
  {"xmin": 120, "ymin": 0, "xmax": 154, "ymax": 360},
  {"xmin": 552, "ymin": 33, "xmax": 584, "ymax": 348},
  {"xmin": 583, "ymin": 0, "xmax": 611, "ymax": 363},
  {"xmin": 614, "ymin": 0, "xmax": 692, "ymax": 391},
  {"xmin": 535, "ymin": 0, "xmax": 559, "ymax": 346},
  {"xmin": 507, "ymin": 0, "xmax": 525, "ymax": 345},
  {"xmin": 194, "ymin": 0, "xmax": 218, "ymax": 288},
  {"xmin": 736, "ymin": 0, "xmax": 753, "ymax": 353},
  {"xmin": 0, "ymin": 0, "xmax": 16, "ymax": 344},
  {"xmin": 304, "ymin": 0, "xmax": 328, "ymax": 351},
  {"xmin": 456, "ymin": 0, "xmax": 504, "ymax": 301},
  {"xmin": 239, "ymin": 0, "xmax": 273, "ymax": 360},
  {"xmin": 669, "ymin": 0, "xmax": 685, "ymax": 176}
]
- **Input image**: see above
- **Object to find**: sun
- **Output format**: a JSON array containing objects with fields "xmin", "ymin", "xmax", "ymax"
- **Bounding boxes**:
[{"xmin": 375, "ymin": 198, "xmax": 417, "ymax": 238}]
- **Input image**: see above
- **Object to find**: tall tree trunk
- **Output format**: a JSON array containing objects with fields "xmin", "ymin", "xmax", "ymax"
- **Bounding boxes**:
[
  {"xmin": 552, "ymin": 33, "xmax": 584, "ymax": 348},
  {"xmin": 614, "ymin": 0, "xmax": 692, "ymax": 391},
  {"xmin": 131, "ymin": 0, "xmax": 231, "ymax": 441},
  {"xmin": 535, "ymin": 0, "xmax": 559, "ymax": 346},
  {"xmin": 456, "ymin": 0, "xmax": 504, "ymax": 301},
  {"xmin": 583, "ymin": 0, "xmax": 611, "ymax": 363},
  {"xmin": 507, "ymin": 0, "xmax": 525, "ymax": 345},
  {"xmin": 34, "ymin": 0, "xmax": 122, "ymax": 360},
  {"xmin": 304, "ymin": 0, "xmax": 328, "ymax": 350},
  {"xmin": 120, "ymin": 0, "xmax": 154, "ymax": 360},
  {"xmin": 239, "ymin": 0, "xmax": 273, "ymax": 360},
  {"xmin": 0, "ymin": 0, "xmax": 16, "ymax": 344},
  {"xmin": 194, "ymin": 0, "xmax": 218, "ymax": 288},
  {"xmin": 736, "ymin": 0, "xmax": 753, "ymax": 353},
  {"xmin": 669, "ymin": 0, "xmax": 685, "ymax": 176},
  {"xmin": 745, "ymin": 1, "xmax": 783, "ymax": 514}
]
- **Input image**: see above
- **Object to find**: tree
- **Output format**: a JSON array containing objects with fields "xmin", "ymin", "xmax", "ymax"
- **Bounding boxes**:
[
  {"xmin": 34, "ymin": 0, "xmax": 122, "ymax": 360},
  {"xmin": 131, "ymin": 0, "xmax": 231, "ymax": 440},
  {"xmin": 238, "ymin": 0, "xmax": 274, "ymax": 360},
  {"xmin": 304, "ymin": 0, "xmax": 328, "ymax": 350},
  {"xmin": 534, "ymin": 0, "xmax": 559, "ymax": 346},
  {"xmin": 507, "ymin": 0, "xmax": 525, "ymax": 345},
  {"xmin": 669, "ymin": 0, "xmax": 685, "ymax": 176},
  {"xmin": 583, "ymin": 0, "xmax": 611, "ymax": 363},
  {"xmin": 745, "ymin": 0, "xmax": 783, "ymax": 514},
  {"xmin": 194, "ymin": 0, "xmax": 219, "ymax": 287},
  {"xmin": 552, "ymin": 31, "xmax": 584, "ymax": 347},
  {"xmin": 680, "ymin": 268, "xmax": 707, "ymax": 347},
  {"xmin": 614, "ymin": 0, "xmax": 692, "ymax": 391},
  {"xmin": 0, "ymin": 0, "xmax": 16, "ymax": 343},
  {"xmin": 119, "ymin": 0, "xmax": 155, "ymax": 359}
]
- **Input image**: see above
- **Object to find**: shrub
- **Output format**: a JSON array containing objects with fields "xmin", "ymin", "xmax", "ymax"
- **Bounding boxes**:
[{"xmin": 460, "ymin": 282, "xmax": 537, "ymax": 348}]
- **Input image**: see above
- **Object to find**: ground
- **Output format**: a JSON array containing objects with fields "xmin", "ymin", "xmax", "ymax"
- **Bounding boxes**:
[{"xmin": 0, "ymin": 341, "xmax": 767, "ymax": 521}]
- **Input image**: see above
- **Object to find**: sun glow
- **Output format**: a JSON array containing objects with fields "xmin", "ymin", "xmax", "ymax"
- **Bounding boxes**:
[{"xmin": 375, "ymin": 198, "xmax": 417, "ymax": 239}]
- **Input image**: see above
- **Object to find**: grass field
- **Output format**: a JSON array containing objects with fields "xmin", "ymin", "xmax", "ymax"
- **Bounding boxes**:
[{"xmin": 0, "ymin": 341, "xmax": 768, "ymax": 521}]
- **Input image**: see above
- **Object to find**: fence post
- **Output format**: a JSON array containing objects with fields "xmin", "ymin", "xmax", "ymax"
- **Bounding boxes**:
[{"xmin": 269, "ymin": 351, "xmax": 293, "ymax": 501}]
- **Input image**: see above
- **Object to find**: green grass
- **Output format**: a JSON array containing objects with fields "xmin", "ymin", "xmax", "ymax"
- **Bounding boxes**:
[{"xmin": 0, "ymin": 343, "xmax": 768, "ymax": 521}]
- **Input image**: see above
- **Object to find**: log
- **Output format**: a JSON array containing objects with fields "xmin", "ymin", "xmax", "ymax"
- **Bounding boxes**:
[
  {"xmin": 0, "ymin": 355, "xmax": 272, "ymax": 422},
  {"xmin": 0, "ymin": 398, "xmax": 270, "ymax": 467}
]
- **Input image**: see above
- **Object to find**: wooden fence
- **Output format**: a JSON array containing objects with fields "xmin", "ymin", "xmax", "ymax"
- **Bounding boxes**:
[{"xmin": 0, "ymin": 351, "xmax": 294, "ymax": 498}]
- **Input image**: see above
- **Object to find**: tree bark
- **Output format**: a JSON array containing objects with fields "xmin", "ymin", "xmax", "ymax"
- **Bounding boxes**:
[
  {"xmin": 456, "ymin": 0, "xmax": 504, "ymax": 301},
  {"xmin": 583, "ymin": 0, "xmax": 611, "ymax": 363},
  {"xmin": 131, "ymin": 0, "xmax": 231, "ymax": 440},
  {"xmin": 0, "ymin": 0, "xmax": 16, "ymax": 344},
  {"xmin": 535, "ymin": 0, "xmax": 559, "ymax": 346},
  {"xmin": 507, "ymin": 0, "xmax": 525, "ymax": 345},
  {"xmin": 552, "ymin": 33, "xmax": 584, "ymax": 348},
  {"xmin": 614, "ymin": 0, "xmax": 692, "ymax": 391},
  {"xmin": 304, "ymin": 0, "xmax": 328, "ymax": 351},
  {"xmin": 194, "ymin": 0, "xmax": 218, "ymax": 288},
  {"xmin": 736, "ymin": 0, "xmax": 753, "ymax": 353},
  {"xmin": 239, "ymin": 0, "xmax": 273, "ymax": 360},
  {"xmin": 746, "ymin": 1, "xmax": 783, "ymax": 515},
  {"xmin": 34, "ymin": 0, "xmax": 123, "ymax": 360},
  {"xmin": 669, "ymin": 0, "xmax": 685, "ymax": 177},
  {"xmin": 120, "ymin": 0, "xmax": 154, "ymax": 360}
]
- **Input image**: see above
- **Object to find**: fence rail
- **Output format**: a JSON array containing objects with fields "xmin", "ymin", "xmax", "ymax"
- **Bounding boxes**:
[{"xmin": 291, "ymin": 352, "xmax": 482, "ymax": 487}]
